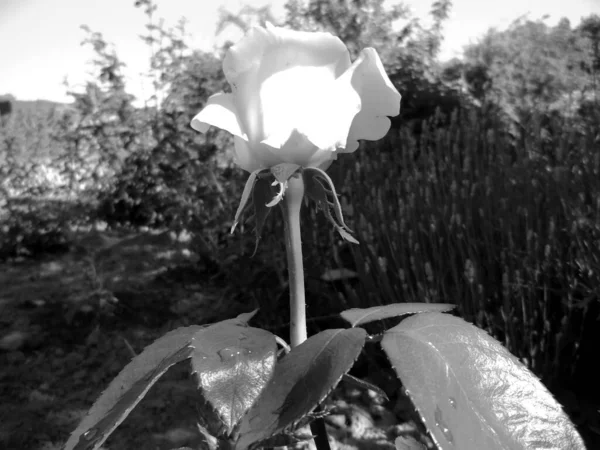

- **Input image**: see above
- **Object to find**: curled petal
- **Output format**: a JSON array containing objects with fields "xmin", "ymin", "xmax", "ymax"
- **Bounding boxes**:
[
  {"xmin": 343, "ymin": 48, "xmax": 402, "ymax": 153},
  {"xmin": 190, "ymin": 93, "xmax": 246, "ymax": 138}
]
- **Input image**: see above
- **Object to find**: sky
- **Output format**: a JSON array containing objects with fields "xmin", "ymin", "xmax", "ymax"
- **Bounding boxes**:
[{"xmin": 1, "ymin": 0, "xmax": 599, "ymax": 105}]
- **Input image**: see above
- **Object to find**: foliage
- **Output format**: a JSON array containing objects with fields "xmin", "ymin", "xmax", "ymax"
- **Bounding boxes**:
[
  {"xmin": 324, "ymin": 107, "xmax": 600, "ymax": 395},
  {"xmin": 284, "ymin": 0, "xmax": 411, "ymax": 60},
  {"xmin": 65, "ymin": 303, "xmax": 585, "ymax": 450},
  {"xmin": 0, "ymin": 0, "xmax": 239, "ymax": 260},
  {"xmin": 2, "ymin": 2, "xmax": 600, "ymax": 447},
  {"xmin": 216, "ymin": 3, "xmax": 277, "ymax": 37},
  {"xmin": 95, "ymin": 0, "xmax": 237, "ymax": 254},
  {"xmin": 380, "ymin": 312, "xmax": 584, "ymax": 449},
  {"xmin": 0, "ymin": 99, "xmax": 92, "ymax": 258},
  {"xmin": 458, "ymin": 15, "xmax": 600, "ymax": 143}
]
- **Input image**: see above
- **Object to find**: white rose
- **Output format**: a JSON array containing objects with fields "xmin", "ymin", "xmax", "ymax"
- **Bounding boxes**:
[{"xmin": 191, "ymin": 23, "xmax": 401, "ymax": 173}]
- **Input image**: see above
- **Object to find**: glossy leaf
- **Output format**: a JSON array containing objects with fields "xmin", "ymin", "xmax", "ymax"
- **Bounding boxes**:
[
  {"xmin": 341, "ymin": 303, "xmax": 455, "ymax": 327},
  {"xmin": 190, "ymin": 322, "xmax": 277, "ymax": 435},
  {"xmin": 381, "ymin": 313, "xmax": 585, "ymax": 450},
  {"xmin": 64, "ymin": 325, "xmax": 205, "ymax": 450},
  {"xmin": 235, "ymin": 328, "xmax": 367, "ymax": 450},
  {"xmin": 229, "ymin": 309, "xmax": 259, "ymax": 325}
]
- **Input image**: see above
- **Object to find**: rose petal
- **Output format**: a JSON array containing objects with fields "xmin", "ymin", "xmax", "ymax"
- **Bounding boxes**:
[
  {"xmin": 262, "ymin": 129, "xmax": 336, "ymax": 170},
  {"xmin": 190, "ymin": 93, "xmax": 246, "ymax": 139},
  {"xmin": 259, "ymin": 59, "xmax": 361, "ymax": 168},
  {"xmin": 343, "ymin": 48, "xmax": 401, "ymax": 153},
  {"xmin": 293, "ymin": 58, "xmax": 363, "ymax": 156},
  {"xmin": 261, "ymin": 128, "xmax": 319, "ymax": 167},
  {"xmin": 224, "ymin": 24, "xmax": 352, "ymax": 146},
  {"xmin": 260, "ymin": 66, "xmax": 341, "ymax": 149},
  {"xmin": 233, "ymin": 137, "xmax": 282, "ymax": 173}
]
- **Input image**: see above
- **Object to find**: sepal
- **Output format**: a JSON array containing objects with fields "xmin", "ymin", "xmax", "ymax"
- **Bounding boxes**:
[
  {"xmin": 303, "ymin": 167, "xmax": 359, "ymax": 244},
  {"xmin": 231, "ymin": 169, "xmax": 264, "ymax": 234}
]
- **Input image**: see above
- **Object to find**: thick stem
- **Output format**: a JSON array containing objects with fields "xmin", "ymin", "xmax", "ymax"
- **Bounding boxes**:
[{"xmin": 282, "ymin": 173, "xmax": 307, "ymax": 347}]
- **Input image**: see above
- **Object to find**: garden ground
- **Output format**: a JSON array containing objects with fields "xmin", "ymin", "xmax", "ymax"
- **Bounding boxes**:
[
  {"xmin": 0, "ymin": 228, "xmax": 434, "ymax": 450},
  {"xmin": 0, "ymin": 228, "xmax": 598, "ymax": 450}
]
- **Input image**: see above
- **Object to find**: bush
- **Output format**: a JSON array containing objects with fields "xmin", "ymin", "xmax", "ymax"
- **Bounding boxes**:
[{"xmin": 320, "ymin": 107, "xmax": 600, "ymax": 396}]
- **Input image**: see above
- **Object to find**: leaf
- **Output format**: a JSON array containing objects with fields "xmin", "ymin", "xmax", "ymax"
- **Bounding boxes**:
[
  {"xmin": 229, "ymin": 309, "xmax": 259, "ymax": 325},
  {"xmin": 340, "ymin": 303, "xmax": 455, "ymax": 327},
  {"xmin": 190, "ymin": 323, "xmax": 277, "ymax": 435},
  {"xmin": 64, "ymin": 325, "xmax": 205, "ymax": 450},
  {"xmin": 235, "ymin": 328, "xmax": 367, "ymax": 450},
  {"xmin": 381, "ymin": 313, "xmax": 585, "ymax": 450}
]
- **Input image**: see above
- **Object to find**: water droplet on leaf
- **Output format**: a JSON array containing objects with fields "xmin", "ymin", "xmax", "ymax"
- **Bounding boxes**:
[
  {"xmin": 217, "ymin": 347, "xmax": 246, "ymax": 362},
  {"xmin": 448, "ymin": 396, "xmax": 457, "ymax": 408},
  {"xmin": 83, "ymin": 428, "xmax": 97, "ymax": 440}
]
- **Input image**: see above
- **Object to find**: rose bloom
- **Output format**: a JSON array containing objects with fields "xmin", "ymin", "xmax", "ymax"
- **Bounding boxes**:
[{"xmin": 191, "ymin": 23, "xmax": 401, "ymax": 174}]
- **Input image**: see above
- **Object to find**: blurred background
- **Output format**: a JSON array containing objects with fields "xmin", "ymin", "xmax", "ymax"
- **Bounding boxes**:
[{"xmin": 1, "ymin": 0, "xmax": 600, "ymax": 449}]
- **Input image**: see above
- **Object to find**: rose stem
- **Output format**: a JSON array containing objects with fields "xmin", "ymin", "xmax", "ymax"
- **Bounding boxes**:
[
  {"xmin": 282, "ymin": 172, "xmax": 307, "ymax": 347},
  {"xmin": 282, "ymin": 172, "xmax": 331, "ymax": 450}
]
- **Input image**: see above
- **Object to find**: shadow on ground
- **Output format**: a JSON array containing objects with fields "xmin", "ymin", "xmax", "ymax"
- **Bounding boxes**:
[{"xmin": 0, "ymin": 229, "xmax": 246, "ymax": 450}]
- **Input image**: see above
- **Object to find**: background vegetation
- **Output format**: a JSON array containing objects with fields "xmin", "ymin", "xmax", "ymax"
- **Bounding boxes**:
[{"xmin": 1, "ymin": 1, "xmax": 599, "ymax": 448}]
